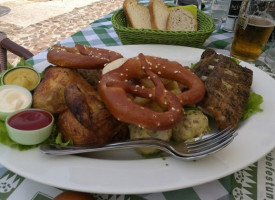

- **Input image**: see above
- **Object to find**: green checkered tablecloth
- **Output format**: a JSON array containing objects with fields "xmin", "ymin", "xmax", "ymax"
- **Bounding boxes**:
[{"xmin": 0, "ymin": 1, "xmax": 274, "ymax": 200}]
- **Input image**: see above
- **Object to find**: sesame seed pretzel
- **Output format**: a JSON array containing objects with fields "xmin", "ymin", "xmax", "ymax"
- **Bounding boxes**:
[
  {"xmin": 98, "ymin": 53, "xmax": 205, "ymax": 130},
  {"xmin": 47, "ymin": 44, "xmax": 123, "ymax": 69}
]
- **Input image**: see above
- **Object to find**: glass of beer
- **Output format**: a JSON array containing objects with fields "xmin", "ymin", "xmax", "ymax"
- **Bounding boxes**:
[{"xmin": 230, "ymin": 0, "xmax": 275, "ymax": 62}]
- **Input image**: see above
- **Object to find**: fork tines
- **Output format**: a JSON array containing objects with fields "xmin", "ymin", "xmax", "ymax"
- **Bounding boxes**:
[{"xmin": 185, "ymin": 127, "xmax": 238, "ymax": 154}]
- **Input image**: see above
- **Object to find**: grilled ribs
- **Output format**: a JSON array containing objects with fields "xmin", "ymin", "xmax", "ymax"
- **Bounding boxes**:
[{"xmin": 193, "ymin": 49, "xmax": 253, "ymax": 129}]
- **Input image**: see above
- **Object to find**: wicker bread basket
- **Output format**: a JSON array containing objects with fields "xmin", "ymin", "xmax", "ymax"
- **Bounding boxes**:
[{"xmin": 111, "ymin": 8, "xmax": 215, "ymax": 48}]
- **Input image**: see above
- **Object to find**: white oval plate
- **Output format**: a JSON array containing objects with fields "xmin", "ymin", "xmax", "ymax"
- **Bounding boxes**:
[{"xmin": 0, "ymin": 45, "xmax": 274, "ymax": 194}]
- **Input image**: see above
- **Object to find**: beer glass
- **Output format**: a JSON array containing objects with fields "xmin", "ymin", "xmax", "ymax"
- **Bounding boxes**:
[{"xmin": 230, "ymin": 0, "xmax": 275, "ymax": 62}]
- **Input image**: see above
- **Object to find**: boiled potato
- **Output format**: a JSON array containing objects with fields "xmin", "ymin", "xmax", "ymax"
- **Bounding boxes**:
[
  {"xmin": 172, "ymin": 109, "xmax": 210, "ymax": 142},
  {"xmin": 129, "ymin": 124, "xmax": 172, "ymax": 155}
]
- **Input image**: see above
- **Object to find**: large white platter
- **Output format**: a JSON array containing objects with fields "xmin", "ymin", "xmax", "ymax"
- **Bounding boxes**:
[{"xmin": 0, "ymin": 45, "xmax": 274, "ymax": 194}]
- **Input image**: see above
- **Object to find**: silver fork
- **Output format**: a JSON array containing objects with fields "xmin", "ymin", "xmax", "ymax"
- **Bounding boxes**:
[{"xmin": 40, "ymin": 127, "xmax": 237, "ymax": 160}]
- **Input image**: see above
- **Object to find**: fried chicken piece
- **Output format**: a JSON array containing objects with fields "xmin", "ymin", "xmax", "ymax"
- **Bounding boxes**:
[
  {"xmin": 193, "ymin": 49, "xmax": 253, "ymax": 129},
  {"xmin": 32, "ymin": 66, "xmax": 99, "ymax": 115},
  {"xmin": 33, "ymin": 66, "xmax": 128, "ymax": 145},
  {"xmin": 77, "ymin": 69, "xmax": 101, "ymax": 89},
  {"xmin": 58, "ymin": 83, "xmax": 128, "ymax": 145},
  {"xmin": 58, "ymin": 110, "xmax": 98, "ymax": 145}
]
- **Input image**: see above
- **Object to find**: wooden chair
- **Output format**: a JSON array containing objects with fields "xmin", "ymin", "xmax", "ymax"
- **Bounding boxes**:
[{"xmin": 0, "ymin": 32, "xmax": 34, "ymax": 73}]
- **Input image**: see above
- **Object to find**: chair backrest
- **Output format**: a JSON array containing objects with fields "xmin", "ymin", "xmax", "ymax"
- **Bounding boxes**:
[
  {"xmin": 0, "ymin": 33, "xmax": 7, "ymax": 73},
  {"xmin": 0, "ymin": 33, "xmax": 34, "ymax": 73}
]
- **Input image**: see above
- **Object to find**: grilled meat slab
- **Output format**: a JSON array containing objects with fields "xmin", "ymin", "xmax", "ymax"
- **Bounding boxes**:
[{"xmin": 193, "ymin": 49, "xmax": 253, "ymax": 129}]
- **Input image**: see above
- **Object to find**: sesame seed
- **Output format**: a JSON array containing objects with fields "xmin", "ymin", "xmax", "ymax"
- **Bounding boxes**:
[
  {"xmin": 208, "ymin": 65, "xmax": 215, "ymax": 70},
  {"xmin": 201, "ymin": 76, "xmax": 208, "ymax": 81}
]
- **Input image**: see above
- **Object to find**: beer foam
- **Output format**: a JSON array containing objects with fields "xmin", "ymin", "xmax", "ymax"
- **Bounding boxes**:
[{"xmin": 248, "ymin": 15, "xmax": 275, "ymax": 27}]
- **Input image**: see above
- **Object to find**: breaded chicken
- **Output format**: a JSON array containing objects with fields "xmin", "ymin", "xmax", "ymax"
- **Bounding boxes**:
[
  {"xmin": 32, "ymin": 66, "xmax": 100, "ymax": 115},
  {"xmin": 58, "ymin": 83, "xmax": 128, "ymax": 145},
  {"xmin": 33, "ymin": 66, "xmax": 128, "ymax": 145}
]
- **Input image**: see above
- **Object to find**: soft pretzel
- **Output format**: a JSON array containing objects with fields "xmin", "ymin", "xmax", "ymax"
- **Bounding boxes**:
[
  {"xmin": 98, "ymin": 53, "xmax": 205, "ymax": 130},
  {"xmin": 47, "ymin": 44, "xmax": 123, "ymax": 69}
]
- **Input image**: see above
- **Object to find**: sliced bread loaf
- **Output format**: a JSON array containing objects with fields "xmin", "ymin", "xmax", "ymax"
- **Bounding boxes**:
[
  {"xmin": 123, "ymin": 0, "xmax": 151, "ymax": 29},
  {"xmin": 167, "ymin": 7, "xmax": 197, "ymax": 31},
  {"xmin": 148, "ymin": 0, "xmax": 170, "ymax": 30}
]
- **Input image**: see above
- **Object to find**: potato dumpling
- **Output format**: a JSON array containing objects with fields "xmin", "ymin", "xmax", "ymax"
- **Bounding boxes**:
[
  {"xmin": 129, "ymin": 124, "xmax": 172, "ymax": 155},
  {"xmin": 172, "ymin": 109, "xmax": 209, "ymax": 142}
]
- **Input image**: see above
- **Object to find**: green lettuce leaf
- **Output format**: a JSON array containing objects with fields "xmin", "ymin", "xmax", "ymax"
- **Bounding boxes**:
[
  {"xmin": 242, "ymin": 92, "xmax": 263, "ymax": 120},
  {"xmin": 55, "ymin": 132, "xmax": 73, "ymax": 146},
  {"xmin": 0, "ymin": 121, "xmax": 16, "ymax": 146},
  {"xmin": 0, "ymin": 121, "xmax": 39, "ymax": 150},
  {"xmin": 231, "ymin": 57, "xmax": 241, "ymax": 65},
  {"xmin": 16, "ymin": 57, "xmax": 33, "ymax": 67}
]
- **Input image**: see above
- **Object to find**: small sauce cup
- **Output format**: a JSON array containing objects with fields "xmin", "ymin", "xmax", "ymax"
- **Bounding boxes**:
[
  {"xmin": 0, "ymin": 85, "xmax": 32, "ymax": 121},
  {"xmin": 1, "ymin": 66, "xmax": 41, "ymax": 91},
  {"xmin": 5, "ymin": 109, "xmax": 54, "ymax": 145}
]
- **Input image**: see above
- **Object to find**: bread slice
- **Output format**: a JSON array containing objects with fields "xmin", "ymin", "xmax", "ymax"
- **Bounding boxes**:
[
  {"xmin": 148, "ymin": 0, "xmax": 170, "ymax": 30},
  {"xmin": 167, "ymin": 7, "xmax": 197, "ymax": 31},
  {"xmin": 123, "ymin": 0, "xmax": 151, "ymax": 29}
]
